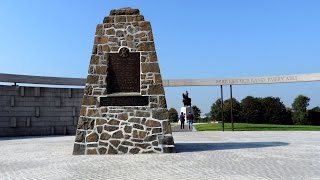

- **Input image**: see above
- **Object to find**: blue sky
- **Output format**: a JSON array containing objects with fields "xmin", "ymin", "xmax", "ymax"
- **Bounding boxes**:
[{"xmin": 0, "ymin": 0, "xmax": 320, "ymax": 114}]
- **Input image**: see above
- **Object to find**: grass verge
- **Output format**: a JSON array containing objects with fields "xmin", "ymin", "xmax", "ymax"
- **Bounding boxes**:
[{"xmin": 194, "ymin": 123, "xmax": 320, "ymax": 131}]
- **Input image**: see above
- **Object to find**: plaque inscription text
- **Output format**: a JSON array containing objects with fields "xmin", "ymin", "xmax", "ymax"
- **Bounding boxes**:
[
  {"xmin": 108, "ymin": 48, "xmax": 140, "ymax": 93},
  {"xmin": 100, "ymin": 96, "xmax": 149, "ymax": 106}
]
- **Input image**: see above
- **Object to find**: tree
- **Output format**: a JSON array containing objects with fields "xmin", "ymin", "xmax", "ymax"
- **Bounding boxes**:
[
  {"xmin": 192, "ymin": 105, "xmax": 201, "ymax": 122},
  {"xmin": 223, "ymin": 98, "xmax": 241, "ymax": 123},
  {"xmin": 309, "ymin": 106, "xmax": 320, "ymax": 125},
  {"xmin": 168, "ymin": 108, "xmax": 178, "ymax": 122},
  {"xmin": 210, "ymin": 98, "xmax": 241, "ymax": 123},
  {"xmin": 240, "ymin": 96, "xmax": 263, "ymax": 124},
  {"xmin": 210, "ymin": 98, "xmax": 222, "ymax": 122},
  {"xmin": 260, "ymin": 97, "xmax": 290, "ymax": 124},
  {"xmin": 292, "ymin": 95, "xmax": 310, "ymax": 125},
  {"xmin": 310, "ymin": 106, "xmax": 320, "ymax": 112}
]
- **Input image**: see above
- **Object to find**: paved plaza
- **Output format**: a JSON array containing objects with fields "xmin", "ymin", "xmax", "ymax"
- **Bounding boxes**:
[{"xmin": 1, "ymin": 130, "xmax": 320, "ymax": 180}]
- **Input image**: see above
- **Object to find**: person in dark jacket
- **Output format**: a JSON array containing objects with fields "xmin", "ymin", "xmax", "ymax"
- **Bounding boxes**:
[
  {"xmin": 187, "ymin": 111, "xmax": 194, "ymax": 130},
  {"xmin": 179, "ymin": 112, "xmax": 185, "ymax": 129}
]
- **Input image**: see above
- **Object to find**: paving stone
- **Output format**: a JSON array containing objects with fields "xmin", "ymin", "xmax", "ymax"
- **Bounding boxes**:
[{"xmin": 2, "ymin": 131, "xmax": 317, "ymax": 179}]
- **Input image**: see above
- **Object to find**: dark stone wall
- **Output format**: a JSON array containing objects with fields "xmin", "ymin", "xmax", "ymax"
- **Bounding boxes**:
[{"xmin": 0, "ymin": 85, "xmax": 83, "ymax": 137}]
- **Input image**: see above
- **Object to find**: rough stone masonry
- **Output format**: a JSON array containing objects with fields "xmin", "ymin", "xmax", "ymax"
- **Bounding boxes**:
[{"xmin": 73, "ymin": 8, "xmax": 176, "ymax": 155}]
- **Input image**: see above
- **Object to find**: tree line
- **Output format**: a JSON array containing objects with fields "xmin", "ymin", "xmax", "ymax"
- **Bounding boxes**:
[
  {"xmin": 168, "ymin": 94, "xmax": 320, "ymax": 125},
  {"xmin": 210, "ymin": 95, "xmax": 320, "ymax": 125}
]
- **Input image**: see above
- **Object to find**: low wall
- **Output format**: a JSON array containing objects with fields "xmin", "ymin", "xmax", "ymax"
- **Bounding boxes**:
[{"xmin": 0, "ymin": 85, "xmax": 83, "ymax": 137}]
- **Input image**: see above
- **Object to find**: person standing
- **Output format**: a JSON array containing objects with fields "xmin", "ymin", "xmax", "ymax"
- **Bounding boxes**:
[
  {"xmin": 179, "ymin": 112, "xmax": 185, "ymax": 129},
  {"xmin": 187, "ymin": 111, "xmax": 194, "ymax": 130}
]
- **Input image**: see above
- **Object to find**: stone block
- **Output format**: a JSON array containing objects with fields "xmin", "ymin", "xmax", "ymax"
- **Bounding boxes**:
[
  {"xmin": 141, "ymin": 63, "xmax": 160, "ymax": 73},
  {"xmin": 51, "ymin": 126, "xmax": 55, "ymax": 135},
  {"xmin": 107, "ymin": 145, "xmax": 118, "ymax": 154},
  {"xmin": 118, "ymin": 145, "xmax": 128, "ymax": 153},
  {"xmin": 86, "ymin": 132, "xmax": 99, "ymax": 143},
  {"xmin": 26, "ymin": 117, "xmax": 31, "ymax": 127},
  {"xmin": 162, "ymin": 121, "xmax": 172, "ymax": 134},
  {"xmin": 104, "ymin": 125, "xmax": 119, "ymax": 132},
  {"xmin": 139, "ymin": 21, "xmax": 151, "ymax": 31},
  {"xmin": 73, "ymin": 144, "xmax": 86, "ymax": 155},
  {"xmin": 115, "ymin": 16, "xmax": 127, "ymax": 23},
  {"xmin": 96, "ymin": 118, "xmax": 107, "ymax": 125},
  {"xmin": 94, "ymin": 36, "xmax": 108, "ymax": 44},
  {"xmin": 147, "ymin": 31, "xmax": 154, "ymax": 41},
  {"xmin": 148, "ymin": 85, "xmax": 164, "ymax": 95},
  {"xmin": 87, "ymin": 108, "xmax": 100, "ymax": 117},
  {"xmin": 112, "ymin": 130, "xmax": 124, "ymax": 139},
  {"xmin": 152, "ymin": 109, "xmax": 168, "ymax": 120},
  {"xmin": 116, "ymin": 30, "xmax": 124, "ymax": 37},
  {"xmin": 129, "ymin": 147, "xmax": 140, "ymax": 154},
  {"xmin": 100, "ymin": 132, "xmax": 111, "ymax": 140},
  {"xmin": 163, "ymin": 146, "xmax": 176, "ymax": 153},
  {"xmin": 95, "ymin": 24, "xmax": 103, "ymax": 36},
  {"xmin": 10, "ymin": 96, "xmax": 14, "ymax": 107},
  {"xmin": 110, "ymin": 140, "xmax": 121, "ymax": 148},
  {"xmin": 146, "ymin": 120, "xmax": 161, "ymax": 127},
  {"xmin": 106, "ymin": 28, "xmax": 115, "ymax": 35},
  {"xmin": 122, "ymin": 140, "xmax": 134, "ymax": 146},
  {"xmin": 135, "ymin": 111, "xmax": 150, "ymax": 117},
  {"xmin": 10, "ymin": 117, "xmax": 16, "ymax": 128},
  {"xmin": 95, "ymin": 66, "xmax": 107, "ymax": 75},
  {"xmin": 99, "ymin": 147, "xmax": 108, "ymax": 155},
  {"xmin": 159, "ymin": 135, "xmax": 175, "ymax": 145},
  {"xmin": 133, "ymin": 124, "xmax": 144, "ymax": 130},
  {"xmin": 138, "ymin": 42, "xmax": 155, "ymax": 51},
  {"xmin": 123, "ymin": 126, "xmax": 132, "ymax": 133},
  {"xmin": 87, "ymin": 75, "xmax": 99, "ymax": 84},
  {"xmin": 118, "ymin": 113, "xmax": 128, "ymax": 120},
  {"xmin": 152, "ymin": 128, "xmax": 162, "ymax": 134},
  {"xmin": 20, "ymin": 86, "xmax": 25, "ymax": 96},
  {"xmin": 36, "ymin": 107, "xmax": 40, "ymax": 117},
  {"xmin": 144, "ymin": 135, "xmax": 157, "ymax": 142},
  {"xmin": 67, "ymin": 88, "xmax": 72, "ymax": 98},
  {"xmin": 110, "ymin": 8, "xmax": 140, "ymax": 16},
  {"xmin": 107, "ymin": 119, "xmax": 120, "ymax": 125},
  {"xmin": 133, "ymin": 15, "xmax": 144, "ymax": 22},
  {"xmin": 138, "ymin": 131, "xmax": 147, "ymax": 138},
  {"xmin": 90, "ymin": 55, "xmax": 100, "ymax": 65},
  {"xmin": 128, "ymin": 118, "xmax": 141, "ymax": 123},
  {"xmin": 77, "ymin": 117, "xmax": 95, "ymax": 130},
  {"xmin": 87, "ymin": 149, "xmax": 98, "ymax": 155},
  {"xmin": 103, "ymin": 16, "xmax": 114, "ymax": 23},
  {"xmin": 34, "ymin": 87, "xmax": 41, "ymax": 97}
]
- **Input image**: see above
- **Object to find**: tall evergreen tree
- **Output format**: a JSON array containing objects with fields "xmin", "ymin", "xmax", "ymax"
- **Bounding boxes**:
[
  {"xmin": 292, "ymin": 95, "xmax": 310, "ymax": 125},
  {"xmin": 260, "ymin": 97, "xmax": 290, "ymax": 124},
  {"xmin": 168, "ymin": 108, "xmax": 178, "ymax": 122},
  {"xmin": 191, "ymin": 105, "xmax": 201, "ymax": 122},
  {"xmin": 240, "ymin": 96, "xmax": 263, "ymax": 124},
  {"xmin": 223, "ymin": 98, "xmax": 241, "ymax": 123},
  {"xmin": 210, "ymin": 98, "xmax": 222, "ymax": 122}
]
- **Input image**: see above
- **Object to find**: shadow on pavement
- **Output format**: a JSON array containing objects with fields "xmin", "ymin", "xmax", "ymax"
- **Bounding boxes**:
[
  {"xmin": 175, "ymin": 142, "xmax": 289, "ymax": 153},
  {"xmin": 0, "ymin": 135, "xmax": 73, "ymax": 141}
]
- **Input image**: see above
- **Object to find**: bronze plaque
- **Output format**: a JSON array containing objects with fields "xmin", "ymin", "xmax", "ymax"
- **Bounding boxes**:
[
  {"xmin": 100, "ymin": 96, "xmax": 149, "ymax": 106},
  {"xmin": 108, "ymin": 48, "xmax": 140, "ymax": 93}
]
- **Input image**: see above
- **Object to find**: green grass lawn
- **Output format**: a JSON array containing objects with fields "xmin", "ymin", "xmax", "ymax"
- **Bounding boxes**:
[{"xmin": 194, "ymin": 123, "xmax": 320, "ymax": 131}]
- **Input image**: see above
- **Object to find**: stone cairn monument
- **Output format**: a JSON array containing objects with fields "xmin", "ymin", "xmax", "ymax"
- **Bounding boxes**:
[{"xmin": 73, "ymin": 8, "xmax": 176, "ymax": 155}]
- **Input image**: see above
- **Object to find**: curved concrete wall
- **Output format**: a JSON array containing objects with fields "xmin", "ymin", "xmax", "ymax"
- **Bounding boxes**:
[{"xmin": 0, "ymin": 85, "xmax": 83, "ymax": 137}]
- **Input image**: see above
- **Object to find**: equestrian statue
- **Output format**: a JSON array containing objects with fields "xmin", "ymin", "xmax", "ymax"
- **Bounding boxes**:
[{"xmin": 182, "ymin": 91, "xmax": 191, "ymax": 107}]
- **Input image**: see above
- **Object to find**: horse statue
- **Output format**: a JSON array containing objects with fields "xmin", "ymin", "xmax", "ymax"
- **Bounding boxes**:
[{"xmin": 182, "ymin": 91, "xmax": 191, "ymax": 107}]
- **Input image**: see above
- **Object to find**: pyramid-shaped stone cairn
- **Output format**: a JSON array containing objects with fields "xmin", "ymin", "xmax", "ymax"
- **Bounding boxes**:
[{"xmin": 73, "ymin": 8, "xmax": 176, "ymax": 155}]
